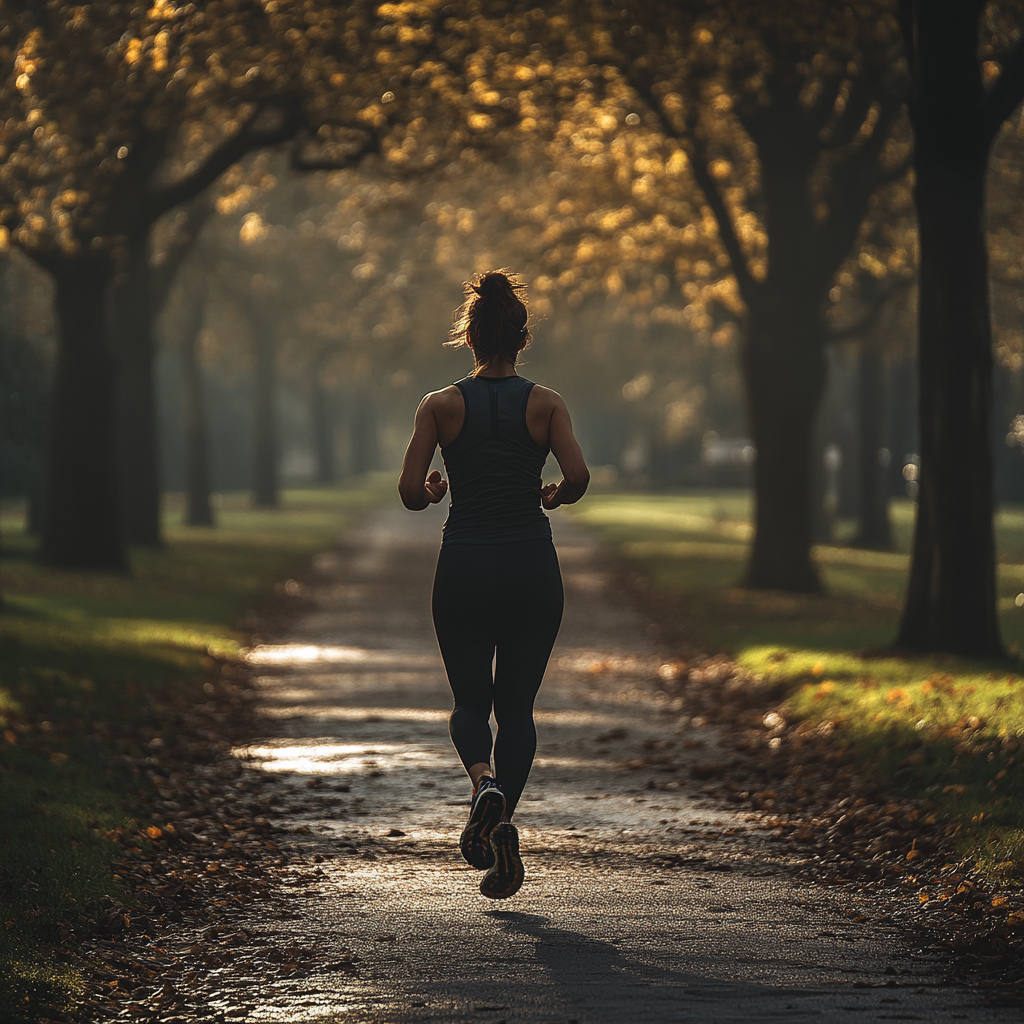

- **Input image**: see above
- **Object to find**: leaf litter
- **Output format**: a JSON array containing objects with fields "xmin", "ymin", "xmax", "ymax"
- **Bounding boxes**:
[
  {"xmin": 30, "ymin": 656, "xmax": 371, "ymax": 1024},
  {"xmin": 619, "ymin": 560, "xmax": 1024, "ymax": 1010}
]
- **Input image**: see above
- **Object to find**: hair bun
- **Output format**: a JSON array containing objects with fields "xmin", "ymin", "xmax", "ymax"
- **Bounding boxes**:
[
  {"xmin": 478, "ymin": 272, "xmax": 510, "ymax": 299},
  {"xmin": 448, "ymin": 268, "xmax": 532, "ymax": 368}
]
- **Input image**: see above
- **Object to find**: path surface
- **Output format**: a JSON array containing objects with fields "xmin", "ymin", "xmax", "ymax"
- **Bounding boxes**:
[{"xmin": 228, "ymin": 504, "xmax": 1012, "ymax": 1024}]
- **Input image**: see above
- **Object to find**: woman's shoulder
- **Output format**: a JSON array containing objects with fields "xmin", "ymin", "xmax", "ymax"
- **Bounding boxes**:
[
  {"xmin": 526, "ymin": 383, "xmax": 567, "ymax": 411},
  {"xmin": 421, "ymin": 383, "xmax": 463, "ymax": 410}
]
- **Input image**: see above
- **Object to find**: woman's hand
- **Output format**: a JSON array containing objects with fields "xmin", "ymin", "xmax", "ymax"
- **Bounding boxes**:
[
  {"xmin": 424, "ymin": 470, "xmax": 448, "ymax": 504},
  {"xmin": 541, "ymin": 482, "xmax": 560, "ymax": 510}
]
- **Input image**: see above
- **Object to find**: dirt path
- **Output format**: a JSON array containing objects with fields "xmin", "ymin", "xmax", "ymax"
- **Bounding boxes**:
[{"xmin": 218, "ymin": 504, "xmax": 1012, "ymax": 1024}]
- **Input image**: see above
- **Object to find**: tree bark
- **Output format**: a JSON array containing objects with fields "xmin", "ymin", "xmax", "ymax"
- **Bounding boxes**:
[
  {"xmin": 743, "ymin": 298, "xmax": 825, "ymax": 592},
  {"xmin": 896, "ymin": 156, "xmax": 1000, "ymax": 654},
  {"xmin": 854, "ymin": 345, "xmax": 892, "ymax": 550},
  {"xmin": 251, "ymin": 318, "xmax": 279, "ymax": 508},
  {"xmin": 111, "ymin": 231, "xmax": 163, "ymax": 546},
  {"xmin": 896, "ymin": 0, "xmax": 1006, "ymax": 656},
  {"xmin": 40, "ymin": 256, "xmax": 127, "ymax": 571},
  {"xmin": 180, "ymin": 279, "xmax": 214, "ymax": 527},
  {"xmin": 310, "ymin": 369, "xmax": 336, "ymax": 485}
]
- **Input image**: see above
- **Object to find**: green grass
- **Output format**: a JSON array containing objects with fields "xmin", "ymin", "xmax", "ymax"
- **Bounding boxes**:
[
  {"xmin": 0, "ymin": 478, "xmax": 391, "ymax": 1020},
  {"xmin": 569, "ymin": 490, "xmax": 1024, "ymax": 881}
]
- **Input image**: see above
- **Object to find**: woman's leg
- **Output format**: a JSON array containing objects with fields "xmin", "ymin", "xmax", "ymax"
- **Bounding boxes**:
[
  {"xmin": 492, "ymin": 540, "xmax": 564, "ymax": 818},
  {"xmin": 432, "ymin": 544, "xmax": 497, "ymax": 776}
]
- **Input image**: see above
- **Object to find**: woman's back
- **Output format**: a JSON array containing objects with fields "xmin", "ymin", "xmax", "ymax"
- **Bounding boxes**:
[{"xmin": 440, "ymin": 375, "xmax": 550, "ymax": 546}]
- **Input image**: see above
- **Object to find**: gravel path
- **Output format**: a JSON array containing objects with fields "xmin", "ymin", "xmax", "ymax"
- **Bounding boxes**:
[{"xmin": 225, "ymin": 503, "xmax": 1012, "ymax": 1024}]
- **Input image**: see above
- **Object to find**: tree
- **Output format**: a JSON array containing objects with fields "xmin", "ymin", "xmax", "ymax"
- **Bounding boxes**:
[
  {"xmin": 895, "ymin": 1, "xmax": 1024, "ymax": 656},
  {"xmin": 152, "ymin": 200, "xmax": 218, "ymax": 526},
  {"xmin": 0, "ymin": 5, "xmax": 302, "ymax": 565},
  {"xmin": 0, "ymin": 1, "xmax": 438, "ymax": 567},
  {"xmin": 178, "ymin": 273, "xmax": 216, "ymax": 526},
  {"xmin": 558, "ymin": 1, "xmax": 909, "ymax": 590}
]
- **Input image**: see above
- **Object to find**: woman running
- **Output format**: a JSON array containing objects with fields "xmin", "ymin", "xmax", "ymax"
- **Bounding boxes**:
[{"xmin": 398, "ymin": 270, "xmax": 590, "ymax": 899}]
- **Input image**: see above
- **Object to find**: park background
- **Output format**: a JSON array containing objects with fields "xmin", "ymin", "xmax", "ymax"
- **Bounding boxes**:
[{"xmin": 4, "ymin": 0, "xmax": 1024, "ymax": 1018}]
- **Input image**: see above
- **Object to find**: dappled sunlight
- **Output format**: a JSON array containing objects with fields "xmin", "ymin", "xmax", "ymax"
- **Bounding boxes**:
[
  {"xmin": 575, "ymin": 495, "xmax": 753, "ymax": 544},
  {"xmin": 247, "ymin": 646, "xmax": 441, "ymax": 674},
  {"xmin": 250, "ymin": 644, "xmax": 382, "ymax": 665},
  {"xmin": 235, "ymin": 740, "xmax": 454, "ymax": 775},
  {"xmin": 260, "ymin": 705, "xmax": 449, "ymax": 722}
]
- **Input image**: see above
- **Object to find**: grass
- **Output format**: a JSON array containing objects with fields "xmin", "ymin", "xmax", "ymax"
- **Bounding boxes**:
[
  {"xmin": 568, "ymin": 490, "xmax": 1024, "ymax": 881},
  {"xmin": 0, "ymin": 478, "xmax": 391, "ymax": 1021}
]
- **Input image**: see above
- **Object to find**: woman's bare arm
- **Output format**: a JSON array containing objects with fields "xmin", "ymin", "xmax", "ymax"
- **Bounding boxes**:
[
  {"xmin": 542, "ymin": 394, "xmax": 590, "ymax": 510},
  {"xmin": 398, "ymin": 395, "xmax": 449, "ymax": 511}
]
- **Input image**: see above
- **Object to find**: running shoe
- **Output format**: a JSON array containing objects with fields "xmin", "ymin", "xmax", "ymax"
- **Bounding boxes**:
[
  {"xmin": 459, "ymin": 777, "xmax": 506, "ymax": 869},
  {"xmin": 479, "ymin": 822, "xmax": 524, "ymax": 899}
]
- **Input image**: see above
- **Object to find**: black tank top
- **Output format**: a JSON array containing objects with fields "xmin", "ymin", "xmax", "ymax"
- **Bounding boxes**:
[{"xmin": 440, "ymin": 375, "xmax": 552, "ymax": 545}]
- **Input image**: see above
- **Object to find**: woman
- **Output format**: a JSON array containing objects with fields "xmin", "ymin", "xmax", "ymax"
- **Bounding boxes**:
[{"xmin": 398, "ymin": 270, "xmax": 590, "ymax": 899}]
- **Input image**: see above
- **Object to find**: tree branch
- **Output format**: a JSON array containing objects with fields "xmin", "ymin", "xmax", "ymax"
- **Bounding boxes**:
[
  {"xmin": 628, "ymin": 74, "xmax": 758, "ymax": 302},
  {"xmin": 984, "ymin": 33, "xmax": 1024, "ymax": 145},
  {"xmin": 141, "ymin": 105, "xmax": 301, "ymax": 226},
  {"xmin": 289, "ymin": 131, "xmax": 380, "ymax": 171},
  {"xmin": 806, "ymin": 71, "xmax": 850, "ymax": 141},
  {"xmin": 684, "ymin": 136, "xmax": 759, "ymax": 302},
  {"xmin": 827, "ymin": 274, "xmax": 913, "ymax": 341},
  {"xmin": 812, "ymin": 92, "xmax": 907, "ymax": 287},
  {"xmin": 820, "ymin": 68, "xmax": 882, "ymax": 152},
  {"xmin": 150, "ymin": 197, "xmax": 215, "ymax": 315}
]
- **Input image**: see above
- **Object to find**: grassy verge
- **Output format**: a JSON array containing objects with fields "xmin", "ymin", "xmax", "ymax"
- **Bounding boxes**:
[
  {"xmin": 0, "ymin": 478, "xmax": 391, "ymax": 1020},
  {"xmin": 568, "ymin": 491, "xmax": 1024, "ymax": 882}
]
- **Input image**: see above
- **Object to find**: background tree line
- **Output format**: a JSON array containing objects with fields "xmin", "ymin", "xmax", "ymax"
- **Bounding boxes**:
[{"xmin": 2, "ymin": 0, "xmax": 1024, "ymax": 658}]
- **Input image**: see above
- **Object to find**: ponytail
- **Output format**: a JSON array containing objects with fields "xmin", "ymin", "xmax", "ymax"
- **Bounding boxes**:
[{"xmin": 447, "ymin": 269, "xmax": 532, "ymax": 369}]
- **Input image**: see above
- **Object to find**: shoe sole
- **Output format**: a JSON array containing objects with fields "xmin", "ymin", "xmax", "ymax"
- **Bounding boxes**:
[
  {"xmin": 460, "ymin": 788, "xmax": 505, "ymax": 869},
  {"xmin": 479, "ymin": 829, "xmax": 524, "ymax": 899}
]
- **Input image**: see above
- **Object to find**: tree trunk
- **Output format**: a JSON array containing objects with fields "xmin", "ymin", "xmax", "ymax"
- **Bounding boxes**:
[
  {"xmin": 896, "ymin": 1, "xmax": 1004, "ymax": 657},
  {"xmin": 251, "ymin": 319, "xmax": 278, "ymax": 508},
  {"xmin": 26, "ymin": 492, "xmax": 44, "ymax": 536},
  {"xmin": 40, "ymin": 256, "xmax": 128, "ymax": 571},
  {"xmin": 349, "ymin": 393, "xmax": 378, "ymax": 477},
  {"xmin": 743, "ymin": 299, "xmax": 826, "ymax": 592},
  {"xmin": 887, "ymin": 355, "xmax": 917, "ymax": 497},
  {"xmin": 896, "ymin": 155, "xmax": 1001, "ymax": 655},
  {"xmin": 310, "ymin": 370, "xmax": 336, "ymax": 485},
  {"xmin": 111, "ymin": 231, "xmax": 162, "ymax": 546},
  {"xmin": 854, "ymin": 345, "xmax": 892, "ymax": 549},
  {"xmin": 180, "ymin": 281, "xmax": 214, "ymax": 527}
]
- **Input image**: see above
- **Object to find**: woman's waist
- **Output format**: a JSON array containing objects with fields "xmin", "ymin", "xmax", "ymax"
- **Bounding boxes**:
[
  {"xmin": 444, "ymin": 500, "xmax": 549, "ymax": 524},
  {"xmin": 442, "ymin": 503, "xmax": 550, "ymax": 542}
]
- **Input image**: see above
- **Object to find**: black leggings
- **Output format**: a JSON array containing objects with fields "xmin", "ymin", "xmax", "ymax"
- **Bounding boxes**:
[{"xmin": 431, "ymin": 539, "xmax": 563, "ymax": 818}]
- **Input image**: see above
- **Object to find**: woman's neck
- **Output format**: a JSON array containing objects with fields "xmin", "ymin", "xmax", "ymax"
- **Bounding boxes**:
[{"xmin": 474, "ymin": 359, "xmax": 517, "ymax": 377}]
